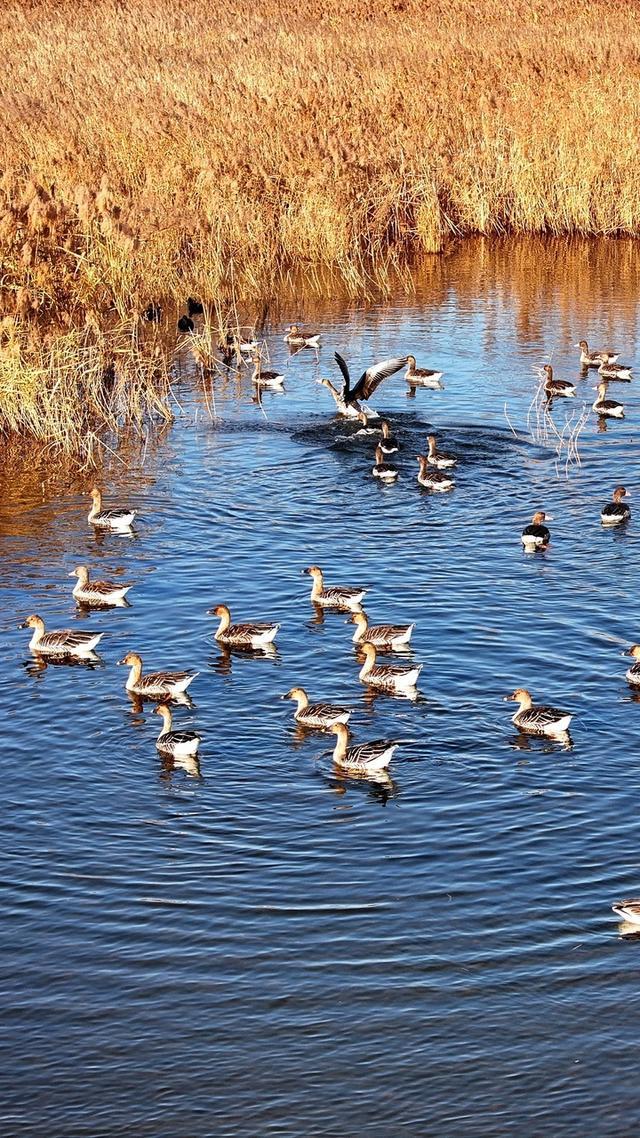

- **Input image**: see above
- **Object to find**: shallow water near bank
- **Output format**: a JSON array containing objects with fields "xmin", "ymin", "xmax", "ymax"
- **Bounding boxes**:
[{"xmin": 2, "ymin": 238, "xmax": 640, "ymax": 1136}]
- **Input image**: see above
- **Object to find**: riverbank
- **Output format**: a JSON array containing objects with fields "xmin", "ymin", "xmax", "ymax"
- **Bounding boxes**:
[{"xmin": 1, "ymin": 0, "xmax": 640, "ymax": 451}]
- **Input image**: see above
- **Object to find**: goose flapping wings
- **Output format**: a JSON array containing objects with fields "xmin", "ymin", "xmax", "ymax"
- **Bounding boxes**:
[{"xmin": 334, "ymin": 352, "xmax": 408, "ymax": 403}]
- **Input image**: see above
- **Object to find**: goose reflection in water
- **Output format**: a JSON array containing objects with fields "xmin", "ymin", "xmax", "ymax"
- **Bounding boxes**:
[
  {"xmin": 320, "ymin": 765, "xmax": 399, "ymax": 805},
  {"xmin": 360, "ymin": 680, "xmax": 420, "ymax": 708},
  {"xmin": 507, "ymin": 730, "xmax": 573, "ymax": 753},
  {"xmin": 91, "ymin": 524, "xmax": 139, "ymax": 549},
  {"xmin": 22, "ymin": 653, "xmax": 103, "ymax": 678},
  {"xmin": 126, "ymin": 690, "xmax": 195, "ymax": 718},
  {"xmin": 209, "ymin": 642, "xmax": 279, "ymax": 677},
  {"xmin": 159, "ymin": 752, "xmax": 202, "ymax": 781}
]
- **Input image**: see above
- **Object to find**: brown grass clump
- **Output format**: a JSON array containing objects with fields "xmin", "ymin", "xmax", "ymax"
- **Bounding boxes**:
[{"xmin": 1, "ymin": 0, "xmax": 640, "ymax": 448}]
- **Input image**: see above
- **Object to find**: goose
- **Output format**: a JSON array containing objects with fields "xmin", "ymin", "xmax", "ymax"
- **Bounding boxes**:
[
  {"xmin": 426, "ymin": 434, "xmax": 457, "ymax": 469},
  {"xmin": 598, "ymin": 353, "xmax": 633, "ymax": 381},
  {"xmin": 416, "ymin": 455, "xmax": 455, "ymax": 491},
  {"xmin": 330, "ymin": 722, "xmax": 400, "ymax": 775},
  {"xmin": 19, "ymin": 614, "xmax": 103, "ymax": 657},
  {"xmin": 576, "ymin": 340, "xmax": 619, "ymax": 368},
  {"xmin": 350, "ymin": 610, "xmax": 414, "ymax": 649},
  {"xmin": 353, "ymin": 410, "xmax": 381, "ymax": 435},
  {"xmin": 155, "ymin": 703, "xmax": 201, "ymax": 758},
  {"xmin": 187, "ymin": 297, "xmax": 204, "ymax": 317},
  {"xmin": 284, "ymin": 324, "xmax": 321, "ymax": 348},
  {"xmin": 521, "ymin": 511, "xmax": 552, "ymax": 550},
  {"xmin": 372, "ymin": 445, "xmax": 399, "ymax": 483},
  {"xmin": 504, "ymin": 688, "xmax": 572, "ymax": 736},
  {"xmin": 177, "ymin": 314, "xmax": 194, "ymax": 333},
  {"xmin": 601, "ymin": 485, "xmax": 630, "ymax": 526},
  {"xmin": 208, "ymin": 603, "xmax": 279, "ymax": 648},
  {"xmin": 88, "ymin": 487, "xmax": 136, "ymax": 529},
  {"xmin": 623, "ymin": 645, "xmax": 640, "ymax": 686},
  {"xmin": 144, "ymin": 302, "xmax": 161, "ymax": 322},
  {"xmin": 219, "ymin": 330, "xmax": 259, "ymax": 356},
  {"xmin": 378, "ymin": 421, "xmax": 398, "ymax": 454},
  {"xmin": 318, "ymin": 377, "xmax": 364, "ymax": 418},
  {"xmin": 283, "ymin": 687, "xmax": 351, "ymax": 729},
  {"xmin": 303, "ymin": 565, "xmax": 366, "ymax": 610},
  {"xmin": 542, "ymin": 364, "xmax": 575, "ymax": 398},
  {"xmin": 358, "ymin": 641, "xmax": 421, "ymax": 692},
  {"xmin": 334, "ymin": 351, "xmax": 408, "ymax": 409},
  {"xmin": 69, "ymin": 565, "xmax": 132, "ymax": 606},
  {"xmin": 405, "ymin": 354, "xmax": 444, "ymax": 389},
  {"xmin": 251, "ymin": 354, "xmax": 285, "ymax": 389},
  {"xmin": 593, "ymin": 382, "xmax": 624, "ymax": 418},
  {"xmin": 612, "ymin": 899, "xmax": 640, "ymax": 926},
  {"xmin": 117, "ymin": 651, "xmax": 198, "ymax": 698}
]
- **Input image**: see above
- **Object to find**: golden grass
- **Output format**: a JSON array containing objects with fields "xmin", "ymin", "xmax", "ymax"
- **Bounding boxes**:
[{"xmin": 1, "ymin": 0, "xmax": 640, "ymax": 450}]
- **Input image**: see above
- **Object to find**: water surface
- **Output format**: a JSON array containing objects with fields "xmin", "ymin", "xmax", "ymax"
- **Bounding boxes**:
[{"xmin": 2, "ymin": 238, "xmax": 640, "ymax": 1136}]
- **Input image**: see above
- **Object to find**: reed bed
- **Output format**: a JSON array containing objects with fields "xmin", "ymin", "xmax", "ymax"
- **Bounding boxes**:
[{"xmin": 1, "ymin": 0, "xmax": 640, "ymax": 451}]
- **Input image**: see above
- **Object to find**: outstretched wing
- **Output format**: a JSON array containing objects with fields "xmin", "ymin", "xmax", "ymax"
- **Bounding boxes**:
[
  {"xmin": 351, "ymin": 357, "xmax": 408, "ymax": 401},
  {"xmin": 334, "ymin": 352, "xmax": 351, "ymax": 397}
]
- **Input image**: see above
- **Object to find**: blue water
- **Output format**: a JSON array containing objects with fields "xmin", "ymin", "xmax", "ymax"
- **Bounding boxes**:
[{"xmin": 2, "ymin": 239, "xmax": 640, "ymax": 1136}]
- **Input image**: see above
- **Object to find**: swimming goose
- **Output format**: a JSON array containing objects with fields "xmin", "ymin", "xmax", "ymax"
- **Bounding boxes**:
[
  {"xmin": 117, "ymin": 651, "xmax": 198, "ymax": 698},
  {"xmin": 593, "ymin": 381, "xmax": 624, "ymax": 418},
  {"xmin": 284, "ymin": 687, "xmax": 351, "ymax": 729},
  {"xmin": 521, "ymin": 511, "xmax": 552, "ymax": 550},
  {"xmin": 623, "ymin": 645, "xmax": 640, "ymax": 686},
  {"xmin": 601, "ymin": 485, "xmax": 630, "ymax": 526},
  {"xmin": 19, "ymin": 614, "xmax": 103, "ymax": 656},
  {"xmin": 372, "ymin": 445, "xmax": 399, "ymax": 483},
  {"xmin": 208, "ymin": 603, "xmax": 279, "ymax": 648},
  {"xmin": 543, "ymin": 364, "xmax": 575, "ymax": 398},
  {"xmin": 378, "ymin": 421, "xmax": 398, "ymax": 454},
  {"xmin": 69, "ymin": 565, "xmax": 132, "ymax": 606},
  {"xmin": 576, "ymin": 340, "xmax": 618, "ymax": 368},
  {"xmin": 358, "ymin": 642, "xmax": 422, "ymax": 692},
  {"xmin": 177, "ymin": 314, "xmax": 194, "ymax": 333},
  {"xmin": 334, "ymin": 351, "xmax": 408, "ymax": 407},
  {"xmin": 303, "ymin": 565, "xmax": 366, "ymax": 610},
  {"xmin": 251, "ymin": 354, "xmax": 285, "ymax": 389},
  {"xmin": 88, "ymin": 487, "xmax": 136, "ymax": 529},
  {"xmin": 219, "ymin": 330, "xmax": 259, "ymax": 356},
  {"xmin": 284, "ymin": 324, "xmax": 321, "ymax": 348},
  {"xmin": 612, "ymin": 899, "xmax": 640, "ymax": 925},
  {"xmin": 353, "ymin": 410, "xmax": 381, "ymax": 435},
  {"xmin": 155, "ymin": 703, "xmax": 201, "ymax": 758},
  {"xmin": 350, "ymin": 611, "xmax": 414, "ymax": 649},
  {"xmin": 426, "ymin": 434, "xmax": 457, "ymax": 469},
  {"xmin": 416, "ymin": 455, "xmax": 455, "ymax": 491},
  {"xmin": 405, "ymin": 355, "xmax": 444, "ymax": 389},
  {"xmin": 330, "ymin": 721, "xmax": 400, "ymax": 775},
  {"xmin": 598, "ymin": 353, "xmax": 633, "ymax": 381},
  {"xmin": 504, "ymin": 688, "xmax": 572, "ymax": 736}
]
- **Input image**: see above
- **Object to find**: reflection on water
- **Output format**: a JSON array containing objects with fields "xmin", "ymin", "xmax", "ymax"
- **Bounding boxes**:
[{"xmin": 2, "ymin": 237, "xmax": 640, "ymax": 1138}]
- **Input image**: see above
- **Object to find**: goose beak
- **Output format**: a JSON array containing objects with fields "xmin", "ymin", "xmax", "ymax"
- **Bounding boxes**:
[
  {"xmin": 18, "ymin": 620, "xmax": 28, "ymax": 629},
  {"xmin": 206, "ymin": 608, "xmax": 218, "ymax": 616},
  {"xmin": 544, "ymin": 514, "xmax": 554, "ymax": 521},
  {"xmin": 116, "ymin": 658, "xmax": 126, "ymax": 666},
  {"xmin": 622, "ymin": 648, "xmax": 634, "ymax": 657},
  {"xmin": 68, "ymin": 571, "xmax": 77, "ymax": 577},
  {"xmin": 502, "ymin": 694, "xmax": 515, "ymax": 702},
  {"xmin": 301, "ymin": 568, "xmax": 310, "ymax": 576}
]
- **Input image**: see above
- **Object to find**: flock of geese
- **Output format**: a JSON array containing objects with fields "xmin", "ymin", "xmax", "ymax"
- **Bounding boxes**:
[{"xmin": 18, "ymin": 319, "xmax": 640, "ymax": 927}]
